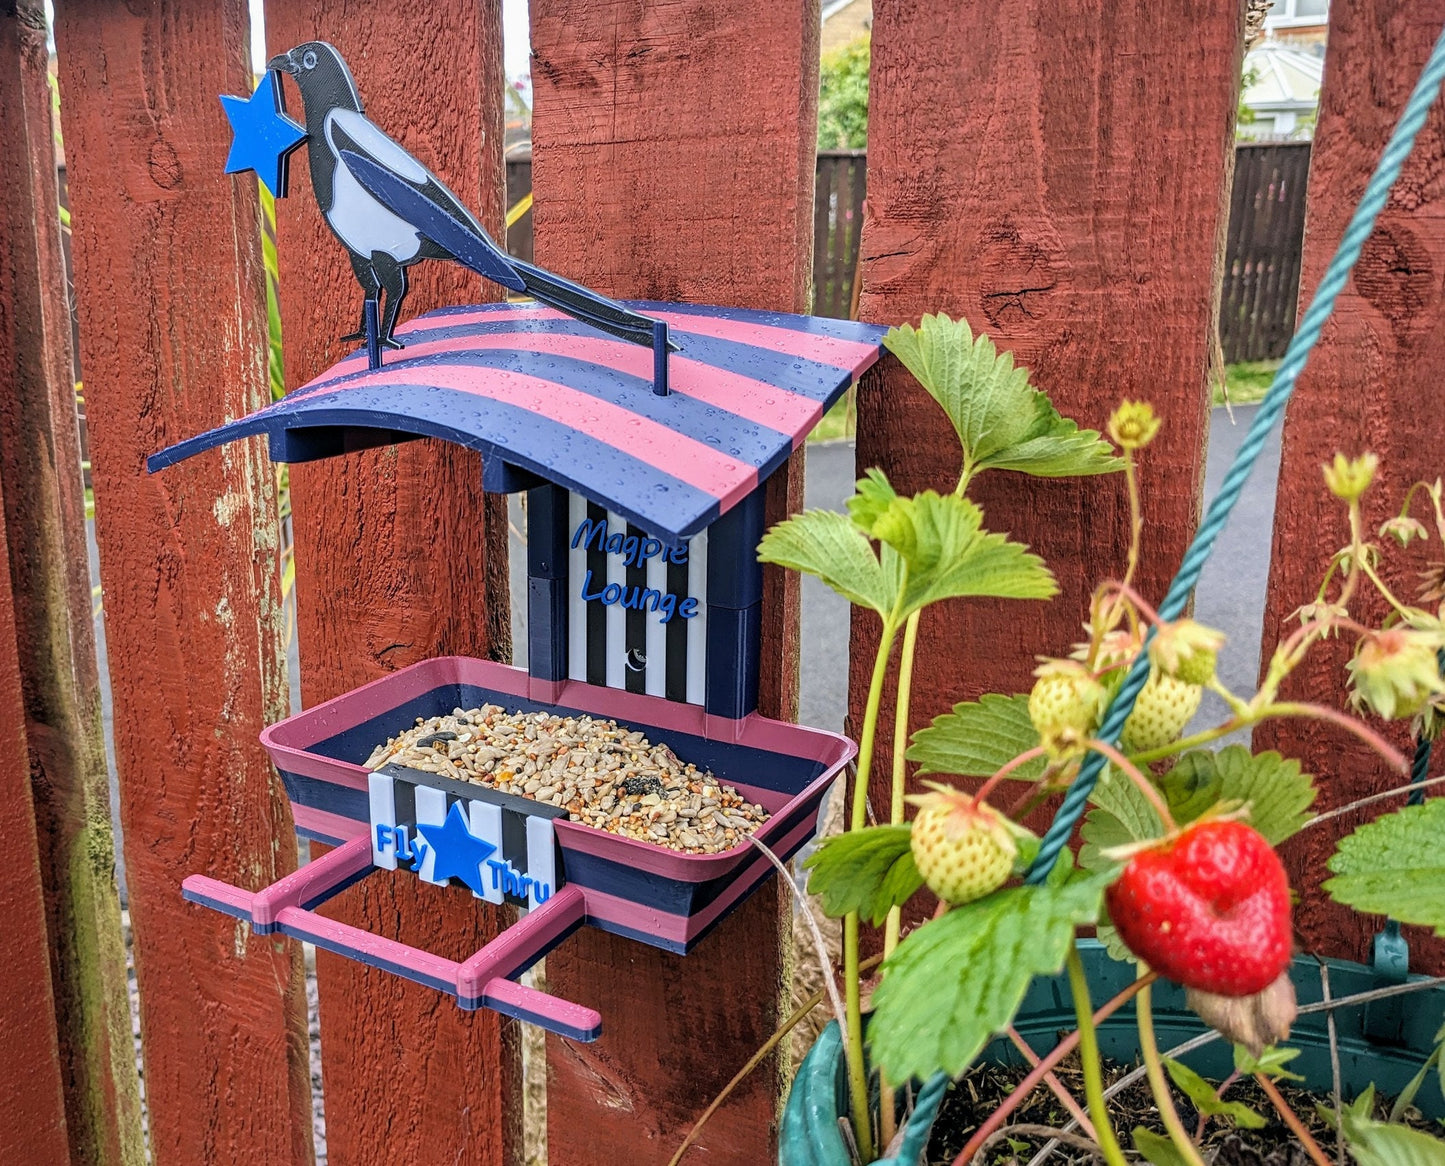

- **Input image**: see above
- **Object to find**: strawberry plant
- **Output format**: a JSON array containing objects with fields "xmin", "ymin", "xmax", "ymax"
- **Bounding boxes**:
[{"xmin": 749, "ymin": 313, "xmax": 1445, "ymax": 1166}]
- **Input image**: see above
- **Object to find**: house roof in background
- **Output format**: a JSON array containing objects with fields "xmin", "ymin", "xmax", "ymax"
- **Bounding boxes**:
[{"xmin": 1243, "ymin": 42, "xmax": 1324, "ymax": 112}]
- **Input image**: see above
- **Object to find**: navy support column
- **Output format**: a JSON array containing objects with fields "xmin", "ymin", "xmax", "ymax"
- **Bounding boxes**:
[
  {"xmin": 526, "ymin": 483, "xmax": 571, "ymax": 700},
  {"xmin": 703, "ymin": 485, "xmax": 766, "ymax": 722}
]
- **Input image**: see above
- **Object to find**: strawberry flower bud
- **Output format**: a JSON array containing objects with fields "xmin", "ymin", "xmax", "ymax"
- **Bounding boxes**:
[
  {"xmin": 1379, "ymin": 514, "xmax": 1429, "ymax": 548},
  {"xmin": 1107, "ymin": 400, "xmax": 1161, "ymax": 451},
  {"xmin": 1322, "ymin": 451, "xmax": 1378, "ymax": 504},
  {"xmin": 1346, "ymin": 626, "xmax": 1445, "ymax": 720},
  {"xmin": 1148, "ymin": 618, "xmax": 1226, "ymax": 685}
]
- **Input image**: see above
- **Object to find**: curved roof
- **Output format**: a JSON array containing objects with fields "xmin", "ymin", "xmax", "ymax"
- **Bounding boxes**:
[{"xmin": 148, "ymin": 301, "xmax": 887, "ymax": 542}]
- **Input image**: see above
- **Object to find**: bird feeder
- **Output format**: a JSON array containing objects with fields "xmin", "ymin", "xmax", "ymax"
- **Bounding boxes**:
[{"xmin": 152, "ymin": 45, "xmax": 883, "ymax": 1040}]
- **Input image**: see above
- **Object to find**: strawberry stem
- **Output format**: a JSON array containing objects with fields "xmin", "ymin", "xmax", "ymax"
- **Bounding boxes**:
[
  {"xmin": 840, "ymin": 602, "xmax": 904, "ymax": 1162},
  {"xmin": 1254, "ymin": 1073, "xmax": 1332, "ymax": 1166},
  {"xmin": 1267, "ymin": 702, "xmax": 1410, "ymax": 774},
  {"xmin": 971, "ymin": 744, "xmax": 1049, "ymax": 807},
  {"xmin": 1136, "ymin": 979, "xmax": 1207, "ymax": 1166},
  {"xmin": 879, "ymin": 607, "xmax": 922, "ymax": 1149},
  {"xmin": 1065, "ymin": 943, "xmax": 1130, "ymax": 1166},
  {"xmin": 1087, "ymin": 738, "xmax": 1177, "ymax": 831}
]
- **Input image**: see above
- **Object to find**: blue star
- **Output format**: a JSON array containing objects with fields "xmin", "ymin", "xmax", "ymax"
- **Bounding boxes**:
[
  {"xmin": 415, "ymin": 802, "xmax": 497, "ymax": 897},
  {"xmin": 220, "ymin": 71, "xmax": 307, "ymax": 198}
]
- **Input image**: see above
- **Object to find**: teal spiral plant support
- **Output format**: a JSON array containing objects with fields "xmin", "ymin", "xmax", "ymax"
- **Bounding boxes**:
[{"xmin": 886, "ymin": 21, "xmax": 1445, "ymax": 1161}]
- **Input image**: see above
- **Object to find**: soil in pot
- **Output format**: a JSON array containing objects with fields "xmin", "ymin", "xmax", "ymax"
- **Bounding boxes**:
[{"xmin": 923, "ymin": 1052, "xmax": 1442, "ymax": 1165}]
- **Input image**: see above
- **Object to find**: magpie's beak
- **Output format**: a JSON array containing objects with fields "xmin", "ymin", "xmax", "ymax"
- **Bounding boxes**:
[{"xmin": 266, "ymin": 52, "xmax": 298, "ymax": 76}]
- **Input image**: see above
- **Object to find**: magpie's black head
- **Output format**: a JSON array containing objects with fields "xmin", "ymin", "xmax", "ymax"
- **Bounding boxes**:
[{"xmin": 266, "ymin": 41, "xmax": 361, "ymax": 119}]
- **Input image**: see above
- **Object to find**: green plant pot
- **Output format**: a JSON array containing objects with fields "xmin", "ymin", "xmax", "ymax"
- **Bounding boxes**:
[{"xmin": 780, "ymin": 940, "xmax": 1445, "ymax": 1165}]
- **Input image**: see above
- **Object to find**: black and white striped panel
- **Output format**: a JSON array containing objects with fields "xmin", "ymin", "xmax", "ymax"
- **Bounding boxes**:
[
  {"xmin": 566, "ymin": 494, "xmax": 707, "ymax": 704},
  {"xmin": 368, "ymin": 765, "xmax": 562, "ymax": 910}
]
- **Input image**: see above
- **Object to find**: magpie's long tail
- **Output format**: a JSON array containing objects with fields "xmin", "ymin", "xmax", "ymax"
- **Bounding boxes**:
[
  {"xmin": 339, "ymin": 147, "xmax": 674, "ymax": 353},
  {"xmin": 510, "ymin": 260, "xmax": 678, "ymax": 351}
]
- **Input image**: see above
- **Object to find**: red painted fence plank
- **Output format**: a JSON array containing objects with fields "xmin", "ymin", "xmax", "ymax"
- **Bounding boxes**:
[
  {"xmin": 855, "ymin": 0, "xmax": 1243, "ymax": 912},
  {"xmin": 262, "ymin": 3, "xmax": 521, "ymax": 1162},
  {"xmin": 1254, "ymin": 0, "xmax": 1445, "ymax": 974},
  {"xmin": 0, "ymin": 455, "xmax": 70, "ymax": 1163},
  {"xmin": 55, "ymin": 2, "xmax": 313, "ymax": 1161},
  {"xmin": 529, "ymin": 1, "xmax": 819, "ymax": 1158},
  {"xmin": 0, "ymin": 6, "xmax": 142, "ymax": 1160}
]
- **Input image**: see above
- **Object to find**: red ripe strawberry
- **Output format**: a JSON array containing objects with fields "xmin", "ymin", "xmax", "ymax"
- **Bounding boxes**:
[{"xmin": 1106, "ymin": 820, "xmax": 1292, "ymax": 997}]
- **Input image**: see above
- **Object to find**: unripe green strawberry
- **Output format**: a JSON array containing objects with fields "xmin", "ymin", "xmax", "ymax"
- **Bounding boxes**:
[
  {"xmin": 1149, "ymin": 619, "xmax": 1226, "ymax": 686},
  {"xmin": 1120, "ymin": 671, "xmax": 1202, "ymax": 754},
  {"xmin": 908, "ymin": 785, "xmax": 1027, "ymax": 905},
  {"xmin": 1029, "ymin": 659, "xmax": 1105, "ymax": 759}
]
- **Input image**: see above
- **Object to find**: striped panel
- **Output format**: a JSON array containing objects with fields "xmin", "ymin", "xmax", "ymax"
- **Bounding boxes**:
[
  {"xmin": 369, "ymin": 766, "xmax": 561, "ymax": 910},
  {"xmin": 147, "ymin": 301, "xmax": 886, "ymax": 545},
  {"xmin": 566, "ymin": 492, "xmax": 706, "ymax": 705}
]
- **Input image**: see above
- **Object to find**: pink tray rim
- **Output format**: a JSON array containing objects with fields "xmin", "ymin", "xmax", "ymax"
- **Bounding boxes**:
[{"xmin": 260, "ymin": 656, "xmax": 856, "ymax": 883}]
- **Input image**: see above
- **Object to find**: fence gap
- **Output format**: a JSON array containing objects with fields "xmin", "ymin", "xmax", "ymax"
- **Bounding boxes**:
[
  {"xmin": 0, "ymin": 4, "xmax": 142, "ymax": 1162},
  {"xmin": 1255, "ymin": 0, "xmax": 1445, "ymax": 974}
]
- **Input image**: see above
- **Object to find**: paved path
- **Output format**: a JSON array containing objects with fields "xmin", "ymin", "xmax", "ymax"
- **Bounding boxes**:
[{"xmin": 95, "ymin": 406, "xmax": 1281, "ymax": 897}]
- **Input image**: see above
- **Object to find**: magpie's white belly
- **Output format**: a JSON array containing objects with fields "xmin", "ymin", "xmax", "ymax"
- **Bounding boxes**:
[{"xmin": 327, "ymin": 160, "xmax": 424, "ymax": 263}]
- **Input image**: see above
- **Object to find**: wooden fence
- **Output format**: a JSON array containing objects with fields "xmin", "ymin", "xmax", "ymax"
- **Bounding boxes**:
[
  {"xmin": 1220, "ymin": 141, "xmax": 1313, "ymax": 363},
  {"xmin": 506, "ymin": 144, "xmax": 1305, "ymax": 351},
  {"xmin": 0, "ymin": 1, "xmax": 1441, "ymax": 1163}
]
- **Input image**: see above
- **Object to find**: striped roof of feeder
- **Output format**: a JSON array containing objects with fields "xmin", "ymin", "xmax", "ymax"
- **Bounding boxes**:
[{"xmin": 147, "ymin": 301, "xmax": 888, "ymax": 542}]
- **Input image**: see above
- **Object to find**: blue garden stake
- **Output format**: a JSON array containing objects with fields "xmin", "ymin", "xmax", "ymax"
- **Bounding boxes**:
[{"xmin": 893, "ymin": 20, "xmax": 1445, "ymax": 1159}]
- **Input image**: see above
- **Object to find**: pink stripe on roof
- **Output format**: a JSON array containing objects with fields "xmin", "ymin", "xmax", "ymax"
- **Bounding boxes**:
[
  {"xmin": 347, "ymin": 303, "xmax": 878, "ymax": 376},
  {"xmin": 332, "ymin": 363, "xmax": 756, "ymax": 503},
  {"xmin": 647, "ymin": 310, "xmax": 882, "ymax": 372},
  {"xmin": 307, "ymin": 332, "xmax": 824, "ymax": 437},
  {"xmin": 303, "ymin": 304, "xmax": 553, "ymax": 390}
]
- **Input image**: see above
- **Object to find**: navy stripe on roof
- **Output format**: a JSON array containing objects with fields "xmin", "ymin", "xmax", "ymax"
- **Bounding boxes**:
[
  {"xmin": 293, "ymin": 348, "xmax": 791, "ymax": 468},
  {"xmin": 151, "ymin": 385, "xmax": 723, "ymax": 538},
  {"xmin": 358, "ymin": 316, "xmax": 855, "ymax": 404}
]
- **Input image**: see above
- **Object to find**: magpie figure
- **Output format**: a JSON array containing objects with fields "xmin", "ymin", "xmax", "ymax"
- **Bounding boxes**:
[{"xmin": 267, "ymin": 41, "xmax": 671, "ymax": 362}]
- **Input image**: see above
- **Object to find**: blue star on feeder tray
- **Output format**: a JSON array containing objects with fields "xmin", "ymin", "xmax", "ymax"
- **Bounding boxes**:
[
  {"xmin": 220, "ymin": 70, "xmax": 307, "ymax": 198},
  {"xmin": 416, "ymin": 802, "xmax": 497, "ymax": 897}
]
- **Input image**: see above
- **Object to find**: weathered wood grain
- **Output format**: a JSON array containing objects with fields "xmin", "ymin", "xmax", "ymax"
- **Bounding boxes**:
[
  {"xmin": 0, "ymin": 4, "xmax": 142, "ymax": 1161},
  {"xmin": 0, "ymin": 436, "xmax": 71, "ymax": 1163},
  {"xmin": 1254, "ymin": 0, "xmax": 1445, "ymax": 974},
  {"xmin": 263, "ymin": 4, "xmax": 520, "ymax": 1162},
  {"xmin": 854, "ymin": 0, "xmax": 1243, "ymax": 921},
  {"xmin": 54, "ymin": 2, "xmax": 312, "ymax": 1160},
  {"xmin": 528, "ymin": 0, "xmax": 819, "ymax": 1157}
]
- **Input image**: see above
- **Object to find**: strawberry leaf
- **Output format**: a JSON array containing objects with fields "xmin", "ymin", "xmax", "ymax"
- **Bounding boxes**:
[
  {"xmin": 757, "ymin": 509, "xmax": 894, "ymax": 615},
  {"xmin": 907, "ymin": 694, "xmax": 1045, "ymax": 781},
  {"xmin": 1205, "ymin": 747, "xmax": 1316, "ymax": 844},
  {"xmin": 1324, "ymin": 800, "xmax": 1445, "ymax": 936},
  {"xmin": 1164, "ymin": 1058, "xmax": 1267, "ymax": 1129},
  {"xmin": 878, "ymin": 490, "xmax": 1058, "ymax": 616},
  {"xmin": 1133, "ymin": 1128, "xmax": 1194, "ymax": 1166},
  {"xmin": 1234, "ymin": 1044, "xmax": 1305, "ymax": 1082},
  {"xmin": 1342, "ymin": 1111, "xmax": 1445, "ymax": 1166},
  {"xmin": 801, "ymin": 825, "xmax": 923, "ymax": 926},
  {"xmin": 883, "ymin": 314, "xmax": 1122, "ymax": 480},
  {"xmin": 867, "ymin": 873, "xmax": 1112, "ymax": 1081},
  {"xmin": 1079, "ymin": 768, "xmax": 1158, "ymax": 962}
]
